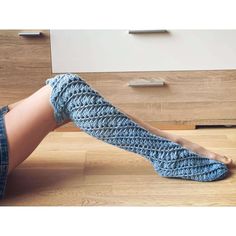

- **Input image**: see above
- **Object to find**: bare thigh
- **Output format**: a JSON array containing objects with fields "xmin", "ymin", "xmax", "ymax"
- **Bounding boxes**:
[{"xmin": 4, "ymin": 84, "xmax": 68, "ymax": 174}]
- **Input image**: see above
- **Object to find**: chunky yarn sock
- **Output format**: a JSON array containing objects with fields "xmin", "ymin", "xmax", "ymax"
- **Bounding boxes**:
[{"xmin": 46, "ymin": 73, "xmax": 228, "ymax": 182}]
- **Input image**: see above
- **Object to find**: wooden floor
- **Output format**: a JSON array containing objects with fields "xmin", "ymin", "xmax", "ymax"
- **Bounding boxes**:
[{"xmin": 1, "ymin": 128, "xmax": 236, "ymax": 206}]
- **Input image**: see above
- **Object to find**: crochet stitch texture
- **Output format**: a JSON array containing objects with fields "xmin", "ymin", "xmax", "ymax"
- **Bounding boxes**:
[{"xmin": 46, "ymin": 73, "xmax": 228, "ymax": 182}]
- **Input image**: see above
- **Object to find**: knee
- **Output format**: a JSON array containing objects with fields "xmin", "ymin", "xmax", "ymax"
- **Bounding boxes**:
[{"xmin": 46, "ymin": 73, "xmax": 82, "ymax": 88}]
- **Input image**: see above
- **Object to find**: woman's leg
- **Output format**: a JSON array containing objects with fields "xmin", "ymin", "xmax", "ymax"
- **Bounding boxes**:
[
  {"xmin": 4, "ymin": 84, "xmax": 69, "ymax": 174},
  {"xmin": 44, "ymin": 73, "xmax": 231, "ymax": 182},
  {"xmin": 7, "ymin": 85, "xmax": 232, "ymax": 168},
  {"xmin": 4, "ymin": 73, "xmax": 232, "ymax": 181}
]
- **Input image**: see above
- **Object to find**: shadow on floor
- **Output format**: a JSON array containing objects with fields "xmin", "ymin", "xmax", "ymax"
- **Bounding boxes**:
[{"xmin": 2, "ymin": 162, "xmax": 85, "ymax": 203}]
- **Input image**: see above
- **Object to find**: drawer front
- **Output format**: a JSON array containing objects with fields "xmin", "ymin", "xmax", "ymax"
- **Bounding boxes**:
[
  {"xmin": 51, "ymin": 30, "xmax": 236, "ymax": 73},
  {"xmin": 74, "ymin": 70, "xmax": 236, "ymax": 127},
  {"xmin": 0, "ymin": 30, "xmax": 51, "ymax": 106}
]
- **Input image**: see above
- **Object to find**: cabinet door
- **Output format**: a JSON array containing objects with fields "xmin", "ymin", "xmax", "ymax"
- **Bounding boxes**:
[
  {"xmin": 0, "ymin": 30, "xmax": 51, "ymax": 106},
  {"xmin": 51, "ymin": 30, "xmax": 236, "ymax": 73},
  {"xmin": 74, "ymin": 71, "xmax": 236, "ymax": 129}
]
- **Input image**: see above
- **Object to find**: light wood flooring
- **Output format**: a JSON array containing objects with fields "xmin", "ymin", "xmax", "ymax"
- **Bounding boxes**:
[{"xmin": 1, "ymin": 128, "xmax": 236, "ymax": 206}]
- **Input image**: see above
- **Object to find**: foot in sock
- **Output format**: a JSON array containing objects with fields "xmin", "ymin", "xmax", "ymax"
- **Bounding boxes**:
[{"xmin": 46, "ymin": 73, "xmax": 229, "ymax": 182}]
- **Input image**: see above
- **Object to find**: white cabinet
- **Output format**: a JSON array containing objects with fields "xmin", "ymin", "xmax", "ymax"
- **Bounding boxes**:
[{"xmin": 51, "ymin": 30, "xmax": 236, "ymax": 73}]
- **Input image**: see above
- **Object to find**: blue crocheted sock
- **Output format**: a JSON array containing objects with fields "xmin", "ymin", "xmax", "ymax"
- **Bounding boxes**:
[{"xmin": 46, "ymin": 73, "xmax": 228, "ymax": 182}]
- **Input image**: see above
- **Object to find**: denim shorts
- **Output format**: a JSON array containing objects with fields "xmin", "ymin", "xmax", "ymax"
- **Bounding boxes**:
[{"xmin": 0, "ymin": 105, "xmax": 9, "ymax": 199}]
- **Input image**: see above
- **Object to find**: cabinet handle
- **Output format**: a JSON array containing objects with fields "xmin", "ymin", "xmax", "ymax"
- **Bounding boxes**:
[
  {"xmin": 128, "ymin": 29, "xmax": 168, "ymax": 34},
  {"xmin": 18, "ymin": 32, "xmax": 42, "ymax": 37},
  {"xmin": 128, "ymin": 78, "xmax": 165, "ymax": 87}
]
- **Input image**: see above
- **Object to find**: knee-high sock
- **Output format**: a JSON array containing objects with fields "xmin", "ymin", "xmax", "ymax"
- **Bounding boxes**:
[{"xmin": 46, "ymin": 73, "xmax": 228, "ymax": 182}]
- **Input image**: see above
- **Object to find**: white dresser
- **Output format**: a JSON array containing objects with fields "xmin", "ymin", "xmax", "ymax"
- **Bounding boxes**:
[{"xmin": 50, "ymin": 30, "xmax": 236, "ymax": 73}]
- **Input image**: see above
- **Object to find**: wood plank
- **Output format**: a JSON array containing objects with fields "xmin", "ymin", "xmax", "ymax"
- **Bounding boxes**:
[
  {"xmin": 0, "ymin": 30, "xmax": 51, "ymax": 106},
  {"xmin": 1, "ymin": 128, "xmax": 235, "ymax": 206}
]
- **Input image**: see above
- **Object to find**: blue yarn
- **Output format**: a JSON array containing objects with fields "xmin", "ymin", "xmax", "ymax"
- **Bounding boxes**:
[{"xmin": 46, "ymin": 73, "xmax": 228, "ymax": 182}]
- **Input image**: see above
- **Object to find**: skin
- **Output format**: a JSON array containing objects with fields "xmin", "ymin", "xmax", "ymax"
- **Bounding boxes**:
[{"xmin": 4, "ymin": 84, "xmax": 233, "ymax": 174}]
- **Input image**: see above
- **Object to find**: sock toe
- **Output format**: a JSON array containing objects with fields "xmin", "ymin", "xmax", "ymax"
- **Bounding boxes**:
[{"xmin": 152, "ymin": 151, "xmax": 229, "ymax": 182}]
